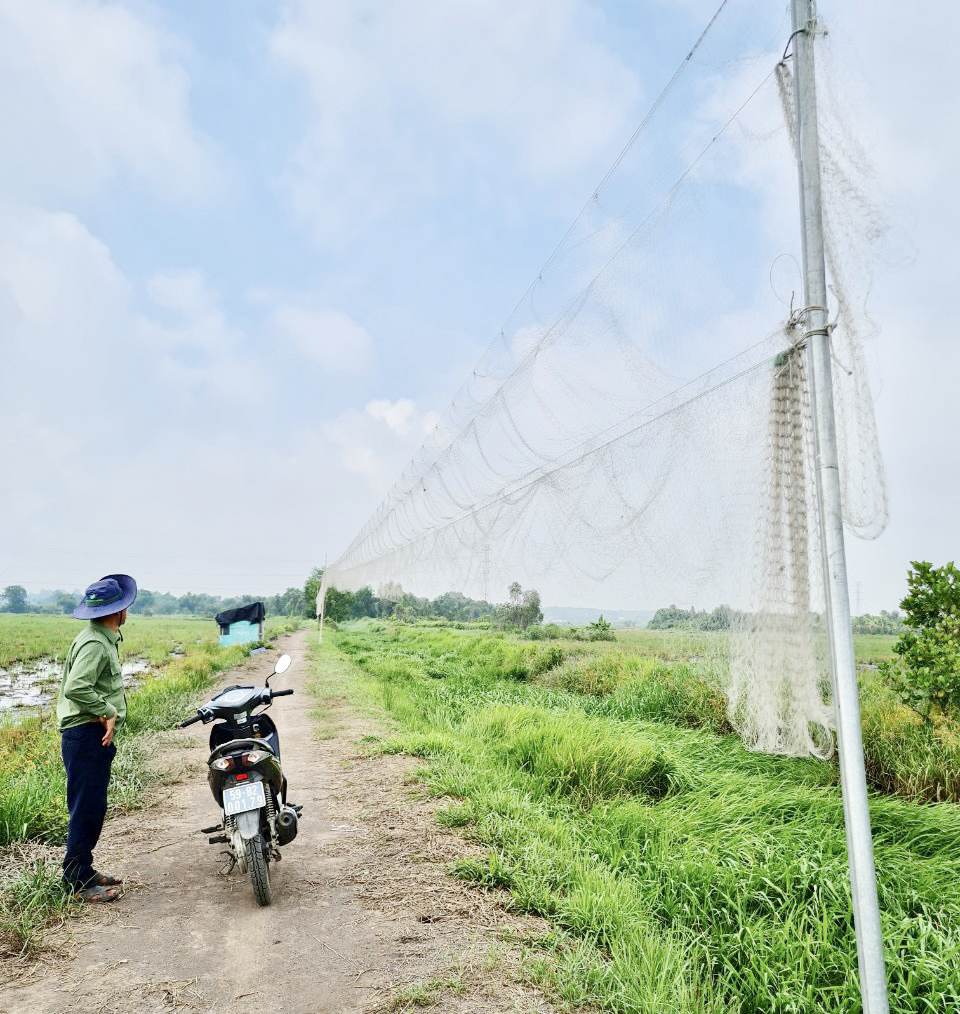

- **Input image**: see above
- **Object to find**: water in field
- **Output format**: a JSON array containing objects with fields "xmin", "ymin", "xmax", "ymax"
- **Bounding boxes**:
[{"xmin": 0, "ymin": 658, "xmax": 149, "ymax": 711}]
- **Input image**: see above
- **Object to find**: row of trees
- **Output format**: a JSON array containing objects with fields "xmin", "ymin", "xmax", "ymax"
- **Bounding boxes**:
[
  {"xmin": 0, "ymin": 584, "xmax": 307, "ymax": 618},
  {"xmin": 128, "ymin": 587, "xmax": 307, "ymax": 618},
  {"xmin": 851, "ymin": 610, "xmax": 906, "ymax": 635},
  {"xmin": 305, "ymin": 570, "xmax": 543, "ymax": 630},
  {"xmin": 1, "ymin": 574, "xmax": 533, "ymax": 627},
  {"xmin": 647, "ymin": 604, "xmax": 744, "ymax": 631},
  {"xmin": 648, "ymin": 603, "xmax": 908, "ymax": 637}
]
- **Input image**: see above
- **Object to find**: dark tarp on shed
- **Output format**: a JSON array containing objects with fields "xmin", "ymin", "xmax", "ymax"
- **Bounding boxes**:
[{"xmin": 215, "ymin": 601, "xmax": 265, "ymax": 633}]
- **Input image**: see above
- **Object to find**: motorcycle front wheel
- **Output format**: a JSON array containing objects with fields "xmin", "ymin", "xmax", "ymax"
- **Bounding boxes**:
[{"xmin": 245, "ymin": 833, "xmax": 271, "ymax": 906}]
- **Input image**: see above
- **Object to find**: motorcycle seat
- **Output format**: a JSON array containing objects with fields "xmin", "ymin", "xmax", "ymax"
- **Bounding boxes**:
[{"xmin": 209, "ymin": 737, "xmax": 277, "ymax": 758}]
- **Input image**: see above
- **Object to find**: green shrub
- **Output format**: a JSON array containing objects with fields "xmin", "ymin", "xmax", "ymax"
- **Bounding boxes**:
[
  {"xmin": 586, "ymin": 615, "xmax": 617, "ymax": 641},
  {"xmin": 880, "ymin": 561, "xmax": 960, "ymax": 724}
]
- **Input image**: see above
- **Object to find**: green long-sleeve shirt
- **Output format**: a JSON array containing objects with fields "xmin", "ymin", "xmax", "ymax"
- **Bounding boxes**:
[{"xmin": 56, "ymin": 622, "xmax": 127, "ymax": 731}]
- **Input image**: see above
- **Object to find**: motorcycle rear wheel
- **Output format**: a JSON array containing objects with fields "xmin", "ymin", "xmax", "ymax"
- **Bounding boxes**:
[{"xmin": 245, "ymin": 833, "xmax": 271, "ymax": 906}]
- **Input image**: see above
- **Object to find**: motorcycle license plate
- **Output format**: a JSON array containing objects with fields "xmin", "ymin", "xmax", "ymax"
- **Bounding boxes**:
[{"xmin": 223, "ymin": 781, "xmax": 266, "ymax": 816}]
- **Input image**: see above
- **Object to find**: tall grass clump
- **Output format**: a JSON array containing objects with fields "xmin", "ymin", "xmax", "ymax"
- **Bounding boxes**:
[
  {"xmin": 857, "ymin": 668, "xmax": 960, "ymax": 801},
  {"xmin": 468, "ymin": 705, "xmax": 686, "ymax": 806},
  {"xmin": 0, "ymin": 851, "xmax": 75, "ymax": 959},
  {"xmin": 327, "ymin": 622, "xmax": 960, "ymax": 1014},
  {"xmin": 0, "ymin": 711, "xmax": 66, "ymax": 846}
]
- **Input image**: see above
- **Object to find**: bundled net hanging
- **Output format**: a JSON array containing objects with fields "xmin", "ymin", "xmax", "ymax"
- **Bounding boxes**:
[{"xmin": 324, "ymin": 2, "xmax": 887, "ymax": 758}]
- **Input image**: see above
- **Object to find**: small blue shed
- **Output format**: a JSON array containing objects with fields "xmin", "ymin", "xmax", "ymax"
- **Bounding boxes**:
[{"xmin": 215, "ymin": 602, "xmax": 265, "ymax": 647}]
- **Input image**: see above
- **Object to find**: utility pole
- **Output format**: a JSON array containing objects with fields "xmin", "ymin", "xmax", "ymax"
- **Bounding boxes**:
[
  {"xmin": 789, "ymin": 2, "xmax": 889, "ymax": 1011},
  {"xmin": 317, "ymin": 555, "xmax": 328, "ymax": 644}
]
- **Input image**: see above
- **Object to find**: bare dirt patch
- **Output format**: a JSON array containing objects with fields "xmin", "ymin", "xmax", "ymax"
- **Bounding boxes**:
[{"xmin": 0, "ymin": 630, "xmax": 557, "ymax": 1014}]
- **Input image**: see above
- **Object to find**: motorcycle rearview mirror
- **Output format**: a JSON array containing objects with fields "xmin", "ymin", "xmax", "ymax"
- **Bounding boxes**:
[{"xmin": 266, "ymin": 653, "xmax": 291, "ymax": 686}]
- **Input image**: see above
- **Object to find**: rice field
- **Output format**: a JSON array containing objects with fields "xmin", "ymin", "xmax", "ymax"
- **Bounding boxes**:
[{"xmin": 0, "ymin": 612, "xmax": 294, "ymax": 669}]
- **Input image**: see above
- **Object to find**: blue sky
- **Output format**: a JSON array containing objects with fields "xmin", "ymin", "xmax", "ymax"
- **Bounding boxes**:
[{"xmin": 0, "ymin": 0, "xmax": 957, "ymax": 613}]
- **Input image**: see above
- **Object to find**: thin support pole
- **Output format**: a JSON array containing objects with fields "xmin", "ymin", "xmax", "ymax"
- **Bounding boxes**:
[
  {"xmin": 790, "ymin": 3, "xmax": 889, "ymax": 1012},
  {"xmin": 318, "ymin": 555, "xmax": 328, "ymax": 643}
]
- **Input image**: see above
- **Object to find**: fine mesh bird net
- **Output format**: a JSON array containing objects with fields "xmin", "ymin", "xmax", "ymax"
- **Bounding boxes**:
[{"xmin": 324, "ymin": 2, "xmax": 888, "ymax": 758}]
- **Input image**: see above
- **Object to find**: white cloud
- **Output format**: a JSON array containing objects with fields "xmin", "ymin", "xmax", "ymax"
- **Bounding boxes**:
[
  {"xmin": 270, "ymin": 0, "xmax": 640, "ymax": 241},
  {"xmin": 0, "ymin": 205, "xmax": 267, "ymax": 445},
  {"xmin": 269, "ymin": 304, "xmax": 374, "ymax": 373},
  {"xmin": 0, "ymin": 206, "xmax": 359, "ymax": 594},
  {"xmin": 366, "ymin": 398, "xmax": 439, "ymax": 437},
  {"xmin": 0, "ymin": 203, "xmax": 131, "ymax": 394},
  {"xmin": 147, "ymin": 269, "xmax": 219, "ymax": 317},
  {"xmin": 325, "ymin": 399, "xmax": 440, "ymax": 493},
  {"xmin": 0, "ymin": 0, "xmax": 218, "ymax": 200},
  {"xmin": 140, "ymin": 269, "xmax": 263, "ymax": 406}
]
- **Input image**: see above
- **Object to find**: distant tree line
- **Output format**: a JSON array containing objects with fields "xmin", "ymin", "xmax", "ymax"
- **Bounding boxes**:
[
  {"xmin": 128, "ymin": 587, "xmax": 308, "ymax": 618},
  {"xmin": 1, "ymin": 578, "xmax": 912, "ymax": 638},
  {"xmin": 310, "ymin": 571, "xmax": 542, "ymax": 631},
  {"xmin": 646, "ymin": 604, "xmax": 908, "ymax": 636},
  {"xmin": 3, "ymin": 574, "xmax": 510, "ymax": 624},
  {"xmin": 315, "ymin": 580, "xmax": 498, "ymax": 625},
  {"xmin": 851, "ymin": 610, "xmax": 906, "ymax": 635},
  {"xmin": 1, "ymin": 584, "xmax": 308, "ymax": 618},
  {"xmin": 647, "ymin": 604, "xmax": 744, "ymax": 631}
]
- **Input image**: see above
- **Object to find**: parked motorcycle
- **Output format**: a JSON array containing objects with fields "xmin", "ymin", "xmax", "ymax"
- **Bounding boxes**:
[{"xmin": 177, "ymin": 653, "xmax": 301, "ymax": 906}]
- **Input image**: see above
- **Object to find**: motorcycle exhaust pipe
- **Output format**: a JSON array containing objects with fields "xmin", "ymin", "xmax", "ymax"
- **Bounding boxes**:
[{"xmin": 276, "ymin": 805, "xmax": 298, "ymax": 845}]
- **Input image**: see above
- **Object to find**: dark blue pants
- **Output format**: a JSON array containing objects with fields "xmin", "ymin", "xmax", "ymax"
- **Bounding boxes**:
[{"xmin": 61, "ymin": 723, "xmax": 116, "ymax": 888}]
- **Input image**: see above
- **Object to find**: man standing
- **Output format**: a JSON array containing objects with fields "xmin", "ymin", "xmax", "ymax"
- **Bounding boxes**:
[{"xmin": 56, "ymin": 574, "xmax": 137, "ymax": 902}]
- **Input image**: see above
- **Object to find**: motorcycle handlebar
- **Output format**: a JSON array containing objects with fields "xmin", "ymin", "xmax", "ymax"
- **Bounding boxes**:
[
  {"xmin": 272, "ymin": 689, "xmax": 295, "ymax": 697},
  {"xmin": 178, "ymin": 714, "xmax": 203, "ymax": 728}
]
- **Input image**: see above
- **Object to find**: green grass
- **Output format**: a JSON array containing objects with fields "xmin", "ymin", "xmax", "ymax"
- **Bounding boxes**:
[
  {"xmin": 0, "ymin": 851, "xmax": 76, "ymax": 959},
  {"xmin": 343, "ymin": 622, "xmax": 955, "ymax": 804},
  {"xmin": 321, "ymin": 621, "xmax": 960, "ymax": 1014}
]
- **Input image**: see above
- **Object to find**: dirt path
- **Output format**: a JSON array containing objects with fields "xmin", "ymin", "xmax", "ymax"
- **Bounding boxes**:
[{"xmin": 0, "ymin": 630, "xmax": 555, "ymax": 1014}]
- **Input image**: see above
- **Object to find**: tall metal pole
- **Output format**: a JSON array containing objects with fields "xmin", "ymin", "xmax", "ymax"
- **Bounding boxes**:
[{"xmin": 789, "ymin": 3, "xmax": 889, "ymax": 1012}]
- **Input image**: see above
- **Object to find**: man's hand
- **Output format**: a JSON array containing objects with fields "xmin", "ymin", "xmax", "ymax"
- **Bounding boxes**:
[{"xmin": 99, "ymin": 713, "xmax": 117, "ymax": 747}]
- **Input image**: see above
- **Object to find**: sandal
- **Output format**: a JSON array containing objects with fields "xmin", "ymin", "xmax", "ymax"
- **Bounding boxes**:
[
  {"xmin": 90, "ymin": 871, "xmax": 123, "ymax": 887},
  {"xmin": 75, "ymin": 883, "xmax": 123, "ymax": 903}
]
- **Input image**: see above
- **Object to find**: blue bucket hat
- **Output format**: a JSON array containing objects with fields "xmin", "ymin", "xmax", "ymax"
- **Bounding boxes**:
[{"xmin": 73, "ymin": 574, "xmax": 138, "ymax": 620}]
